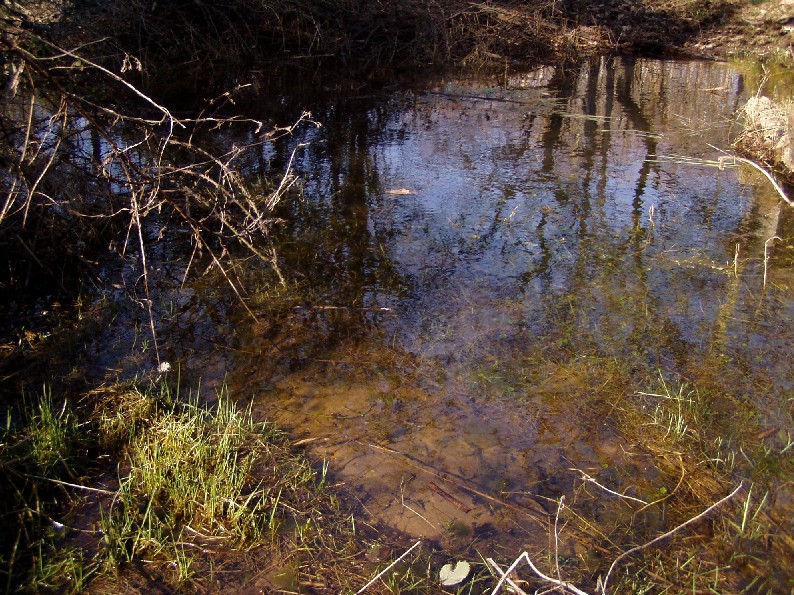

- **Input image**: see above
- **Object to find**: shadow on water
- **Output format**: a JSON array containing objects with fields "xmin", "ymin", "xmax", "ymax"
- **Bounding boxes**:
[{"xmin": 170, "ymin": 56, "xmax": 792, "ymax": 587}]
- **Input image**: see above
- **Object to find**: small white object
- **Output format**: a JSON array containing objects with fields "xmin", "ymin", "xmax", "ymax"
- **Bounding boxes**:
[
  {"xmin": 158, "ymin": 361, "xmax": 172, "ymax": 373},
  {"xmin": 439, "ymin": 560, "xmax": 471, "ymax": 587}
]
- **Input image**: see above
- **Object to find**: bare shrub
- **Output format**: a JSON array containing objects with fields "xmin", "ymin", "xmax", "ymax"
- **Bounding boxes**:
[{"xmin": 1, "ymin": 13, "xmax": 313, "ymax": 357}]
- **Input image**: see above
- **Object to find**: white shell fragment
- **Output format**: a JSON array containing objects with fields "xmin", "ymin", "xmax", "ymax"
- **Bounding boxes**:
[{"xmin": 439, "ymin": 560, "xmax": 471, "ymax": 587}]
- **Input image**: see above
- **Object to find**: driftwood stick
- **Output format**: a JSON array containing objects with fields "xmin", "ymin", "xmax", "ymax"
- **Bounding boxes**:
[
  {"xmin": 720, "ymin": 155, "xmax": 792, "ymax": 207},
  {"xmin": 33, "ymin": 475, "xmax": 117, "ymax": 496},
  {"xmin": 571, "ymin": 468, "xmax": 648, "ymax": 505},
  {"xmin": 487, "ymin": 558, "xmax": 529, "ymax": 595},
  {"xmin": 488, "ymin": 552, "xmax": 590, "ymax": 595}
]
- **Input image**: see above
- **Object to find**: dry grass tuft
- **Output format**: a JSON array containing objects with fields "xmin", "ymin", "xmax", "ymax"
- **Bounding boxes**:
[{"xmin": 734, "ymin": 95, "xmax": 794, "ymax": 181}]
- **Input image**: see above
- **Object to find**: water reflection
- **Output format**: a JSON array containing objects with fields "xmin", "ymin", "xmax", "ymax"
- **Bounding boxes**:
[{"xmin": 230, "ymin": 57, "xmax": 791, "ymax": 571}]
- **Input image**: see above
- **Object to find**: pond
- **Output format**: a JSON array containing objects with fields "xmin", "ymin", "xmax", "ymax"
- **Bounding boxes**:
[{"xmin": 159, "ymin": 55, "xmax": 792, "ymax": 586}]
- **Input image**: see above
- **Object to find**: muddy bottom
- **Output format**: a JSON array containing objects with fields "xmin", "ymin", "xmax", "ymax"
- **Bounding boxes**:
[{"xmin": 179, "ymin": 56, "xmax": 793, "ymax": 579}]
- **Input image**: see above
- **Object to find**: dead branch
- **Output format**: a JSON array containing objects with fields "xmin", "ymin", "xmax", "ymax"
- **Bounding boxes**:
[{"xmin": 1, "ymin": 25, "xmax": 312, "ymax": 343}]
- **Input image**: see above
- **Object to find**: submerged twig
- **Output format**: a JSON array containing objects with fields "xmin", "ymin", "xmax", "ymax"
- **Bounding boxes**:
[
  {"xmin": 428, "ymin": 481, "xmax": 471, "ymax": 513},
  {"xmin": 487, "ymin": 558, "xmax": 530, "ymax": 595},
  {"xmin": 32, "ymin": 475, "xmax": 117, "ymax": 496},
  {"xmin": 554, "ymin": 496, "xmax": 564, "ymax": 587},
  {"xmin": 356, "ymin": 540, "xmax": 422, "ymax": 594},
  {"xmin": 571, "ymin": 469, "xmax": 648, "ymax": 506}
]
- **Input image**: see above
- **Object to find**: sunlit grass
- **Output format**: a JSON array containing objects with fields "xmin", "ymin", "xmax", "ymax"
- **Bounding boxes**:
[
  {"xmin": 1, "ymin": 380, "xmax": 442, "ymax": 593},
  {"xmin": 27, "ymin": 387, "xmax": 75, "ymax": 477},
  {"xmin": 98, "ymin": 387, "xmax": 310, "ymax": 585},
  {"xmin": 638, "ymin": 375, "xmax": 703, "ymax": 443}
]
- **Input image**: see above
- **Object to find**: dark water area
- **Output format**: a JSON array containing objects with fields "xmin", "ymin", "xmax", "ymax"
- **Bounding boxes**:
[{"xmin": 90, "ymin": 55, "xmax": 793, "ymax": 585}]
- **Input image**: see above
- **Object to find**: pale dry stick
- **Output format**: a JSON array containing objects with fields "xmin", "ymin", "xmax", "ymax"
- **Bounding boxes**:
[
  {"xmin": 268, "ymin": 243, "xmax": 286, "ymax": 287},
  {"xmin": 763, "ymin": 236, "xmax": 781, "ymax": 289},
  {"xmin": 166, "ymin": 135, "xmax": 300, "ymax": 226},
  {"xmin": 355, "ymin": 540, "xmax": 422, "ymax": 594},
  {"xmin": 165, "ymin": 141, "xmax": 261, "ymax": 223},
  {"xmin": 488, "ymin": 552, "xmax": 591, "ymax": 595},
  {"xmin": 169, "ymin": 201, "xmax": 260, "ymax": 322},
  {"xmin": 0, "ymin": 93, "xmax": 35, "ymax": 224},
  {"xmin": 12, "ymin": 40, "xmax": 178, "ymax": 180},
  {"xmin": 400, "ymin": 478, "xmax": 438, "ymax": 531},
  {"xmin": 130, "ymin": 189, "xmax": 160, "ymax": 364},
  {"xmin": 598, "ymin": 482, "xmax": 744, "ymax": 594},
  {"xmin": 734, "ymin": 243, "xmax": 740, "ymax": 278},
  {"xmin": 570, "ymin": 469, "xmax": 648, "ymax": 506},
  {"xmin": 33, "ymin": 475, "xmax": 116, "ymax": 496},
  {"xmin": 27, "ymin": 37, "xmax": 178, "ymax": 128},
  {"xmin": 647, "ymin": 154, "xmax": 729, "ymax": 167},
  {"xmin": 719, "ymin": 155, "xmax": 793, "ymax": 207},
  {"xmin": 21, "ymin": 99, "xmax": 67, "ymax": 225},
  {"xmin": 554, "ymin": 496, "xmax": 564, "ymax": 587},
  {"xmin": 486, "ymin": 559, "xmax": 529, "ymax": 595},
  {"xmin": 400, "ymin": 498, "xmax": 437, "ymax": 532},
  {"xmin": 266, "ymin": 140, "xmax": 312, "ymax": 212}
]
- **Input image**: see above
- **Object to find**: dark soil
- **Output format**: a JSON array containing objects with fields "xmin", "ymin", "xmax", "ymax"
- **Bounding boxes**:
[
  {"xmin": 15, "ymin": 0, "xmax": 794, "ymax": 73},
  {"xmin": 557, "ymin": 0, "xmax": 793, "ymax": 61}
]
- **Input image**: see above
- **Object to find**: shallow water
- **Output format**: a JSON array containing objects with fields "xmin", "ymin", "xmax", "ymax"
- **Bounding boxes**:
[{"xmin": 201, "ymin": 57, "xmax": 792, "ymax": 568}]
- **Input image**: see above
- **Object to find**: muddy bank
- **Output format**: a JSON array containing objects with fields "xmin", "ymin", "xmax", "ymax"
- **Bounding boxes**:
[{"xmin": 15, "ymin": 0, "xmax": 793, "ymax": 101}]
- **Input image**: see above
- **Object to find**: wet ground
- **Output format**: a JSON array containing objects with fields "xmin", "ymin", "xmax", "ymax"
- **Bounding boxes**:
[{"xmin": 160, "ymin": 56, "xmax": 793, "ymax": 564}]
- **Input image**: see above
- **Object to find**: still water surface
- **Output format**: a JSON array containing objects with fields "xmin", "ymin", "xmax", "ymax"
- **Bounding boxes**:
[{"xmin": 199, "ymin": 56, "xmax": 792, "ymax": 567}]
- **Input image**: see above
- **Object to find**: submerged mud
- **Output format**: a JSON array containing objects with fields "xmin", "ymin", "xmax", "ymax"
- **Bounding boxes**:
[{"xmin": 184, "ymin": 56, "xmax": 793, "ymax": 574}]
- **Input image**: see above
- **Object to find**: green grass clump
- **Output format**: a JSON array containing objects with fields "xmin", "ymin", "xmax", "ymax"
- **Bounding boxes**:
[
  {"xmin": 27, "ymin": 387, "xmax": 77, "ymax": 477},
  {"xmin": 100, "ymin": 390, "xmax": 287, "ymax": 575},
  {"xmin": 1, "ymin": 382, "xmax": 320, "ymax": 591},
  {"xmin": 1, "ymin": 388, "xmax": 82, "ymax": 593},
  {"xmin": 1, "ymin": 380, "xmax": 440, "ymax": 593}
]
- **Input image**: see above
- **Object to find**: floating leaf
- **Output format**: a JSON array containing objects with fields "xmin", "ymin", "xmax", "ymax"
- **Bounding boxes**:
[{"xmin": 439, "ymin": 560, "xmax": 471, "ymax": 587}]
